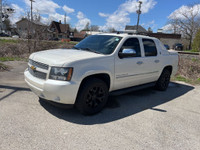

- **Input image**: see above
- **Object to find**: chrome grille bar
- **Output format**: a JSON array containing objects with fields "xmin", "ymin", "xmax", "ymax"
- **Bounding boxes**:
[
  {"xmin": 28, "ymin": 66, "xmax": 47, "ymax": 80},
  {"xmin": 29, "ymin": 59, "xmax": 49, "ymax": 70}
]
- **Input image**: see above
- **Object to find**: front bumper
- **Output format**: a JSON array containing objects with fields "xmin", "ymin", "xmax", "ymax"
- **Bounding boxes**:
[{"xmin": 24, "ymin": 69, "xmax": 80, "ymax": 104}]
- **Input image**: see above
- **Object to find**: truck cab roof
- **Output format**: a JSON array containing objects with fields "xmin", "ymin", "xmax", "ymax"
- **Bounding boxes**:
[{"xmin": 96, "ymin": 33, "xmax": 158, "ymax": 40}]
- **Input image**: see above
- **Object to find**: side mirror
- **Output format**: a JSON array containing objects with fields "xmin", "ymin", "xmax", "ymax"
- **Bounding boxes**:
[{"xmin": 118, "ymin": 49, "xmax": 137, "ymax": 59}]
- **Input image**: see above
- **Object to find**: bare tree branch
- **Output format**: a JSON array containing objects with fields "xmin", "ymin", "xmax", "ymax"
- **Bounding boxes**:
[{"xmin": 167, "ymin": 3, "xmax": 200, "ymax": 49}]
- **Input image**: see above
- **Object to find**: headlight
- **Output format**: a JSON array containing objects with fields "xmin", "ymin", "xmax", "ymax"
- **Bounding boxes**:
[{"xmin": 49, "ymin": 67, "xmax": 73, "ymax": 81}]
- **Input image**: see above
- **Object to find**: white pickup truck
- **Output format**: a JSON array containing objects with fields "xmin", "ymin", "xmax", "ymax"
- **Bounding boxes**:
[{"xmin": 24, "ymin": 33, "xmax": 178, "ymax": 115}]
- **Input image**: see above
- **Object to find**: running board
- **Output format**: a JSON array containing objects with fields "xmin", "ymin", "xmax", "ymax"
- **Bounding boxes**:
[{"xmin": 110, "ymin": 82, "xmax": 156, "ymax": 96}]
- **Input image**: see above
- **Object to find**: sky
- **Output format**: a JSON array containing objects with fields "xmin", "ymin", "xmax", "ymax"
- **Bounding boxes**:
[{"xmin": 5, "ymin": 0, "xmax": 200, "ymax": 32}]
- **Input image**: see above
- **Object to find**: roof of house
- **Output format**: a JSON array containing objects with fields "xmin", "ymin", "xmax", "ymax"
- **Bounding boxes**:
[
  {"xmin": 59, "ymin": 24, "xmax": 70, "ymax": 33},
  {"xmin": 16, "ymin": 18, "xmax": 46, "ymax": 26},
  {"xmin": 49, "ymin": 21, "xmax": 70, "ymax": 33},
  {"xmin": 125, "ymin": 25, "xmax": 181, "ymax": 39},
  {"xmin": 125, "ymin": 25, "xmax": 147, "ymax": 33},
  {"xmin": 146, "ymin": 33, "xmax": 181, "ymax": 39}
]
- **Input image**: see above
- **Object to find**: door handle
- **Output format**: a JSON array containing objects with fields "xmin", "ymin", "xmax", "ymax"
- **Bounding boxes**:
[
  {"xmin": 137, "ymin": 61, "xmax": 143, "ymax": 65},
  {"xmin": 154, "ymin": 60, "xmax": 160, "ymax": 63}
]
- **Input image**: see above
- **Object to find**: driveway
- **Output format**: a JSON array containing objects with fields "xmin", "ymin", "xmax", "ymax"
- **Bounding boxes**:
[{"xmin": 0, "ymin": 61, "xmax": 200, "ymax": 150}]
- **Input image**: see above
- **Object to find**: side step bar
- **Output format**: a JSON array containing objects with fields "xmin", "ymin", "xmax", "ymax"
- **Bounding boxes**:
[{"xmin": 110, "ymin": 82, "xmax": 156, "ymax": 96}]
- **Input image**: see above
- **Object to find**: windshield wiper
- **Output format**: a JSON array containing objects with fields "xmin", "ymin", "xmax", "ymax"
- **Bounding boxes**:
[{"xmin": 81, "ymin": 47, "xmax": 102, "ymax": 54}]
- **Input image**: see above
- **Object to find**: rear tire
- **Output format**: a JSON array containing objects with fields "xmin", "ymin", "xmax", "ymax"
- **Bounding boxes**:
[
  {"xmin": 75, "ymin": 78, "xmax": 109, "ymax": 115},
  {"xmin": 155, "ymin": 69, "xmax": 171, "ymax": 91}
]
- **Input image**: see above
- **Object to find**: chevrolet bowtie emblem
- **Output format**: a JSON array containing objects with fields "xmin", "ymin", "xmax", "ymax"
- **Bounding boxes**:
[{"xmin": 30, "ymin": 66, "xmax": 36, "ymax": 71}]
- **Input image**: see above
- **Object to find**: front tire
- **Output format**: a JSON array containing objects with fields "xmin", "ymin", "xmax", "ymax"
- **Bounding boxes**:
[
  {"xmin": 75, "ymin": 78, "xmax": 109, "ymax": 115},
  {"xmin": 155, "ymin": 69, "xmax": 171, "ymax": 91}
]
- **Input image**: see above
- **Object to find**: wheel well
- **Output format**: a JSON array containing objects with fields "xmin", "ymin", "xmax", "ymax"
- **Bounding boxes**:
[
  {"xmin": 80, "ymin": 74, "xmax": 111, "ymax": 90},
  {"xmin": 163, "ymin": 66, "xmax": 173, "ymax": 74}
]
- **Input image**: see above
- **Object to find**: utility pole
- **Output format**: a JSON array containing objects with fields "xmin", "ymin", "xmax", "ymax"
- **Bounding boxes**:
[
  {"xmin": 64, "ymin": 13, "xmax": 67, "ymax": 39},
  {"xmin": 0, "ymin": 0, "xmax": 3, "ymax": 33},
  {"xmin": 136, "ymin": 1, "xmax": 142, "ymax": 33},
  {"xmin": 30, "ymin": 0, "xmax": 35, "ymax": 21}
]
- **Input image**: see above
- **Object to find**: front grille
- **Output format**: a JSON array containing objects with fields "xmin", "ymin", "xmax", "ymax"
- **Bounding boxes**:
[
  {"xmin": 29, "ymin": 59, "xmax": 49, "ymax": 70},
  {"xmin": 28, "ymin": 66, "xmax": 47, "ymax": 80}
]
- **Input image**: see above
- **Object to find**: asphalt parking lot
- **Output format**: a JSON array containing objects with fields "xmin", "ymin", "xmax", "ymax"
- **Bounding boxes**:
[{"xmin": 0, "ymin": 61, "xmax": 200, "ymax": 150}]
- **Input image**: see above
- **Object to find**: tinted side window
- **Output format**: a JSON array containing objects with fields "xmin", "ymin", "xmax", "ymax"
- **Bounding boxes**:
[
  {"xmin": 142, "ymin": 39, "xmax": 157, "ymax": 57},
  {"xmin": 121, "ymin": 38, "xmax": 141, "ymax": 57}
]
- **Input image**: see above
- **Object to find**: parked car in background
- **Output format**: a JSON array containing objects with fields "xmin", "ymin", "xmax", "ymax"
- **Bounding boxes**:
[
  {"xmin": 12, "ymin": 35, "xmax": 19, "ymax": 39},
  {"xmin": 164, "ymin": 44, "xmax": 170, "ymax": 50},
  {"xmin": 0, "ymin": 33, "xmax": 10, "ymax": 37},
  {"xmin": 173, "ymin": 43, "xmax": 183, "ymax": 50}
]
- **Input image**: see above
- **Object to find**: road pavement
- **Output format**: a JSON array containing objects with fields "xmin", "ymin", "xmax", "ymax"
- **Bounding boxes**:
[{"xmin": 0, "ymin": 61, "xmax": 200, "ymax": 150}]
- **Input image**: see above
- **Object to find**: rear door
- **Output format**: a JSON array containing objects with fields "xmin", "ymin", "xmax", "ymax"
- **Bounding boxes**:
[{"xmin": 139, "ymin": 38, "xmax": 161, "ymax": 83}]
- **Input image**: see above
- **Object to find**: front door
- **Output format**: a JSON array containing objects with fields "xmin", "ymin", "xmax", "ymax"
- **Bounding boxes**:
[{"xmin": 114, "ymin": 38, "xmax": 145, "ymax": 90}]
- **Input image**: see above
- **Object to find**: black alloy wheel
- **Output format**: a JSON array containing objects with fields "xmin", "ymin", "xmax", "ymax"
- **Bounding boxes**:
[
  {"xmin": 86, "ymin": 86, "xmax": 106, "ymax": 108},
  {"xmin": 155, "ymin": 69, "xmax": 171, "ymax": 91},
  {"xmin": 75, "ymin": 78, "xmax": 109, "ymax": 115}
]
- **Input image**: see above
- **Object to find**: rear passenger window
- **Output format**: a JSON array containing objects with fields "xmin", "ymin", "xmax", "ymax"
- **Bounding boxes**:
[
  {"xmin": 142, "ymin": 39, "xmax": 157, "ymax": 56},
  {"xmin": 121, "ymin": 38, "xmax": 141, "ymax": 57}
]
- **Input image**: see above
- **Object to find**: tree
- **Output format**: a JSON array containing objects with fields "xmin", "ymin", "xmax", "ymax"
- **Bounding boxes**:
[
  {"xmin": 33, "ymin": 12, "xmax": 41, "ymax": 23},
  {"xmin": 3, "ymin": 18, "xmax": 11, "ymax": 31},
  {"xmin": 148, "ymin": 27, "xmax": 153, "ymax": 33},
  {"xmin": 22, "ymin": 11, "xmax": 47, "ymax": 53},
  {"xmin": 83, "ymin": 22, "xmax": 90, "ymax": 31},
  {"xmin": 73, "ymin": 27, "xmax": 78, "ymax": 33},
  {"xmin": 167, "ymin": 3, "xmax": 200, "ymax": 50},
  {"xmin": 90, "ymin": 25, "xmax": 99, "ymax": 31},
  {"xmin": 1, "ymin": 0, "xmax": 11, "ymax": 32},
  {"xmin": 192, "ymin": 29, "xmax": 200, "ymax": 52},
  {"xmin": 107, "ymin": 27, "xmax": 116, "ymax": 33}
]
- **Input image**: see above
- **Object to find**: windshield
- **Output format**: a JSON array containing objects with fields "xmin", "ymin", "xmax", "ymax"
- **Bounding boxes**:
[{"xmin": 73, "ymin": 35, "xmax": 122, "ymax": 55}]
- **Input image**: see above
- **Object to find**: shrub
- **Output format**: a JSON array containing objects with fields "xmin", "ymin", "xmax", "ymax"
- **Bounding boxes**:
[
  {"xmin": 0, "ymin": 40, "xmax": 76, "ymax": 57},
  {"xmin": 178, "ymin": 56, "xmax": 200, "ymax": 80}
]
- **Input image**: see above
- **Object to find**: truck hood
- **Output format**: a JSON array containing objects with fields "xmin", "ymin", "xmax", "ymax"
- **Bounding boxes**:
[{"xmin": 30, "ymin": 49, "xmax": 104, "ymax": 66}]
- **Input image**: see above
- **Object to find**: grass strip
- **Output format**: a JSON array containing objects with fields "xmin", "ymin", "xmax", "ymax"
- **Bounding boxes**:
[
  {"xmin": 172, "ymin": 75, "xmax": 200, "ymax": 85},
  {"xmin": 0, "ymin": 57, "xmax": 27, "ymax": 62}
]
